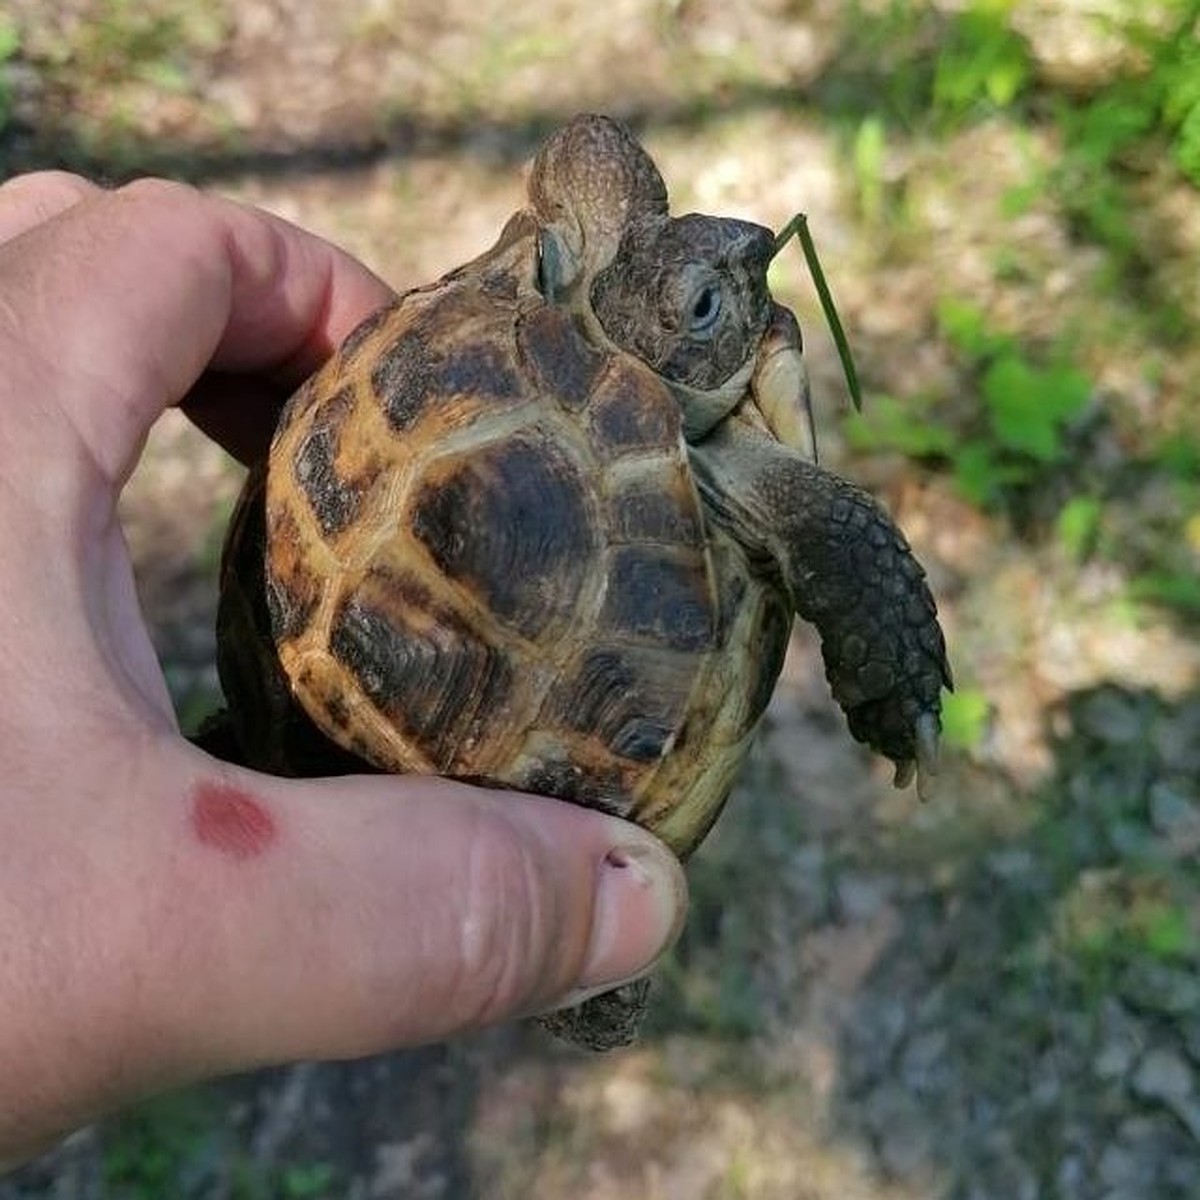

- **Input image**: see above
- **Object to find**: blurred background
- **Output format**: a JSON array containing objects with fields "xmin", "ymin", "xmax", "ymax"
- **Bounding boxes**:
[{"xmin": 2, "ymin": 1, "xmax": 1199, "ymax": 1196}]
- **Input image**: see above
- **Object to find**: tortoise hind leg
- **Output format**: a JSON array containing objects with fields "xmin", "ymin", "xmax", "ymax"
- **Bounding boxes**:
[
  {"xmin": 689, "ymin": 419, "xmax": 951, "ymax": 796},
  {"xmin": 536, "ymin": 978, "xmax": 652, "ymax": 1051}
]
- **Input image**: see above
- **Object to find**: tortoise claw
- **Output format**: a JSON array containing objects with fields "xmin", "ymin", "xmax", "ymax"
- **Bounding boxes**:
[
  {"xmin": 915, "ymin": 711, "xmax": 942, "ymax": 801},
  {"xmin": 916, "ymin": 711, "xmax": 940, "ymax": 778},
  {"xmin": 891, "ymin": 713, "xmax": 941, "ymax": 799},
  {"xmin": 916, "ymin": 760, "xmax": 939, "ymax": 802}
]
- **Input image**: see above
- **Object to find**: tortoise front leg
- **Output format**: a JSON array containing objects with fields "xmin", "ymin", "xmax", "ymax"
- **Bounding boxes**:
[{"xmin": 689, "ymin": 419, "xmax": 951, "ymax": 796}]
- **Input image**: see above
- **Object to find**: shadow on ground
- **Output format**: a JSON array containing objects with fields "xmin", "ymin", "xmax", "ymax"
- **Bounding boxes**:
[
  {"xmin": 2, "ymin": 86, "xmax": 810, "ymax": 184},
  {"xmin": 835, "ymin": 683, "xmax": 1200, "ymax": 1199}
]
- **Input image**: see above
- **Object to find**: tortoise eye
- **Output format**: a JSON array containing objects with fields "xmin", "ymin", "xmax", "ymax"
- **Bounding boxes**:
[{"xmin": 688, "ymin": 284, "xmax": 722, "ymax": 335}]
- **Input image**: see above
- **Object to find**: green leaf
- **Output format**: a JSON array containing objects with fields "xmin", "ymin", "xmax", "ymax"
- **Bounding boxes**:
[
  {"xmin": 1173, "ymin": 101, "xmax": 1200, "ymax": 186},
  {"xmin": 1131, "ymin": 571, "xmax": 1200, "ymax": 617},
  {"xmin": 941, "ymin": 688, "xmax": 990, "ymax": 750},
  {"xmin": 1000, "ymin": 181, "xmax": 1040, "ymax": 218},
  {"xmin": 1154, "ymin": 434, "xmax": 1200, "ymax": 480},
  {"xmin": 282, "ymin": 1163, "xmax": 338, "ymax": 1199},
  {"xmin": 844, "ymin": 395, "xmax": 953, "ymax": 458},
  {"xmin": 0, "ymin": 20, "xmax": 18, "ymax": 62},
  {"xmin": 932, "ymin": 5, "xmax": 1031, "ymax": 121},
  {"xmin": 138, "ymin": 57, "xmax": 188, "ymax": 91},
  {"xmin": 952, "ymin": 440, "xmax": 1007, "ymax": 506},
  {"xmin": 1143, "ymin": 903, "xmax": 1193, "ymax": 961},
  {"xmin": 985, "ymin": 55, "xmax": 1027, "ymax": 107},
  {"xmin": 983, "ymin": 355, "xmax": 1090, "ymax": 460},
  {"xmin": 936, "ymin": 296, "xmax": 1010, "ymax": 359},
  {"xmin": 853, "ymin": 115, "xmax": 886, "ymax": 221},
  {"xmin": 1068, "ymin": 92, "xmax": 1156, "ymax": 167},
  {"xmin": 1057, "ymin": 495, "xmax": 1103, "ymax": 561}
]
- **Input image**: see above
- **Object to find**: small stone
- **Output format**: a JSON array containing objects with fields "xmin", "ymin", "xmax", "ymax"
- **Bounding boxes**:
[
  {"xmin": 1166, "ymin": 1097, "xmax": 1200, "ymax": 1143},
  {"xmin": 1056, "ymin": 1154, "xmax": 1086, "ymax": 1198},
  {"xmin": 836, "ymin": 872, "xmax": 892, "ymax": 921},
  {"xmin": 370, "ymin": 1136, "xmax": 438, "ymax": 1199},
  {"xmin": 900, "ymin": 1029, "xmax": 949, "ymax": 1085},
  {"xmin": 863, "ymin": 1078, "xmax": 933, "ymax": 1176},
  {"xmin": 1098, "ymin": 1143, "xmax": 1141, "ymax": 1188},
  {"xmin": 878, "ymin": 1119, "xmax": 933, "ymax": 1179},
  {"xmin": 1154, "ymin": 703, "xmax": 1200, "ymax": 775},
  {"xmin": 1182, "ymin": 1019, "xmax": 1200, "ymax": 1066},
  {"xmin": 1107, "ymin": 819, "xmax": 1151, "ymax": 857},
  {"xmin": 1148, "ymin": 781, "xmax": 1200, "ymax": 853},
  {"xmin": 1076, "ymin": 689, "xmax": 1145, "ymax": 745},
  {"xmin": 986, "ymin": 846, "xmax": 1036, "ymax": 879},
  {"xmin": 1121, "ymin": 962, "xmax": 1200, "ymax": 1016},
  {"xmin": 1095, "ymin": 1037, "xmax": 1138, "ymax": 1080},
  {"xmin": 1131, "ymin": 1048, "xmax": 1193, "ymax": 1106}
]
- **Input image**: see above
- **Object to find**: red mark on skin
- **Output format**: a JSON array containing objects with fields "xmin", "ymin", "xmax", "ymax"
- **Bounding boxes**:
[{"xmin": 190, "ymin": 782, "xmax": 278, "ymax": 860}]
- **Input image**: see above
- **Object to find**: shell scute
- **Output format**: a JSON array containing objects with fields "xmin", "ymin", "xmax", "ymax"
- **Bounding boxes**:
[
  {"xmin": 516, "ymin": 303, "xmax": 606, "ymax": 413},
  {"xmin": 326, "ymin": 568, "xmax": 514, "ymax": 774},
  {"xmin": 263, "ymin": 505, "xmax": 322, "ymax": 643},
  {"xmin": 599, "ymin": 545, "xmax": 717, "ymax": 652},
  {"xmin": 292, "ymin": 384, "xmax": 373, "ymax": 537},
  {"xmin": 607, "ymin": 480, "xmax": 705, "ymax": 547},
  {"xmin": 408, "ymin": 430, "xmax": 598, "ymax": 642},
  {"xmin": 553, "ymin": 646, "xmax": 693, "ymax": 763},
  {"xmin": 588, "ymin": 359, "xmax": 679, "ymax": 457}
]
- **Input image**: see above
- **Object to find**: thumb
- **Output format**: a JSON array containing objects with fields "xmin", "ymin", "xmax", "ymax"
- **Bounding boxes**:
[{"xmin": 134, "ymin": 745, "xmax": 687, "ymax": 1078}]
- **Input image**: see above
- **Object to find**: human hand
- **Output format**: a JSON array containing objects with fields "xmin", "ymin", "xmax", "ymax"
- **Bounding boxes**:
[{"xmin": 0, "ymin": 173, "xmax": 686, "ymax": 1166}]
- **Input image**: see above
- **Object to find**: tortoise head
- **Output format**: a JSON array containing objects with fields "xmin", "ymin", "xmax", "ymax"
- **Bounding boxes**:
[
  {"xmin": 529, "ymin": 114, "xmax": 804, "ymax": 444},
  {"xmin": 588, "ymin": 214, "xmax": 777, "ymax": 434}
]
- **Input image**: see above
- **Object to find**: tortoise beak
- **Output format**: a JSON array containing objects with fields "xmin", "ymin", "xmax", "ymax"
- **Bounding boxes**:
[{"xmin": 750, "ymin": 304, "xmax": 817, "ymax": 461}]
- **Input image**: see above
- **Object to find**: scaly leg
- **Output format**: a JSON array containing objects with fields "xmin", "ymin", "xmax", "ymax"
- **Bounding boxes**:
[{"xmin": 690, "ymin": 417, "xmax": 951, "ymax": 796}]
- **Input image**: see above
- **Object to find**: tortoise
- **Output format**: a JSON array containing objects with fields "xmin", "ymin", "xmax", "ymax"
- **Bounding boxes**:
[{"xmin": 206, "ymin": 114, "xmax": 951, "ymax": 1049}]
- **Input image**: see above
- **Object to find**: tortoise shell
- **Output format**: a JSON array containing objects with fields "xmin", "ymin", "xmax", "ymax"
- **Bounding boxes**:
[{"xmin": 227, "ymin": 210, "xmax": 791, "ymax": 859}]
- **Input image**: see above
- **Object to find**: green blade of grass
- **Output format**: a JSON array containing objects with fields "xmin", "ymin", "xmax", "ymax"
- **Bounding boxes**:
[{"xmin": 774, "ymin": 213, "xmax": 863, "ymax": 410}]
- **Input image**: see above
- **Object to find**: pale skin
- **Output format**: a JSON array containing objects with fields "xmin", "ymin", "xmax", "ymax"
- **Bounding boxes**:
[{"xmin": 0, "ymin": 172, "xmax": 686, "ymax": 1167}]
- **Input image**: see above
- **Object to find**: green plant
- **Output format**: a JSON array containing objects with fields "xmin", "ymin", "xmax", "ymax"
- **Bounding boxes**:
[
  {"xmin": 931, "ymin": 0, "xmax": 1032, "ymax": 123},
  {"xmin": 1058, "ymin": 868, "xmax": 1198, "ymax": 989},
  {"xmin": 61, "ymin": 0, "xmax": 226, "ymax": 88},
  {"xmin": 941, "ymin": 688, "xmax": 991, "ymax": 751},
  {"xmin": 847, "ymin": 298, "xmax": 1093, "ymax": 512},
  {"xmin": 844, "ymin": 393, "xmax": 954, "ymax": 460},
  {"xmin": 938, "ymin": 298, "xmax": 1092, "ymax": 507},
  {"xmin": 0, "ymin": 17, "xmax": 19, "ymax": 133},
  {"xmin": 281, "ymin": 1161, "xmax": 339, "ymax": 1199},
  {"xmin": 1134, "ymin": 0, "xmax": 1200, "ymax": 186},
  {"xmin": 1056, "ymin": 495, "xmax": 1104, "ymax": 561},
  {"xmin": 825, "ymin": 0, "xmax": 1033, "ymax": 129},
  {"xmin": 102, "ymin": 1090, "xmax": 220, "ymax": 1199},
  {"xmin": 852, "ymin": 114, "xmax": 887, "ymax": 223},
  {"xmin": 980, "ymin": 354, "xmax": 1090, "ymax": 461},
  {"xmin": 1049, "ymin": 0, "xmax": 1200, "ymax": 269},
  {"xmin": 1130, "ymin": 570, "xmax": 1200, "ymax": 618},
  {"xmin": 1115, "ymin": 438, "xmax": 1200, "ymax": 619}
]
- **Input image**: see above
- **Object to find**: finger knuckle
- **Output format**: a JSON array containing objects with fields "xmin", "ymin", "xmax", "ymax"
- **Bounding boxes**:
[
  {"xmin": 113, "ymin": 175, "xmax": 202, "ymax": 212},
  {"xmin": 451, "ymin": 811, "xmax": 570, "ymax": 1026},
  {"xmin": 0, "ymin": 170, "xmax": 98, "ymax": 219}
]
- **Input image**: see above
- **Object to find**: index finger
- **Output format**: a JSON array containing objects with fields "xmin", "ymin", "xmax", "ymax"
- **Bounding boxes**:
[{"xmin": 0, "ymin": 178, "xmax": 395, "ymax": 486}]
